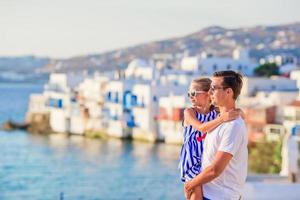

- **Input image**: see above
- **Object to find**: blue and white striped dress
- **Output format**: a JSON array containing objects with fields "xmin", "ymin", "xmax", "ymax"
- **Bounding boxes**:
[{"xmin": 179, "ymin": 109, "xmax": 218, "ymax": 182}]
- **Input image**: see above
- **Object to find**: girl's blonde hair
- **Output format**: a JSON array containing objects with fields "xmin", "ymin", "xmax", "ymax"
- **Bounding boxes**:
[{"xmin": 191, "ymin": 77, "xmax": 212, "ymax": 92}]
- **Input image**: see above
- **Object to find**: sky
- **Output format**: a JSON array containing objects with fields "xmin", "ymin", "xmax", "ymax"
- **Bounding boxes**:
[{"xmin": 0, "ymin": 0, "xmax": 299, "ymax": 59}]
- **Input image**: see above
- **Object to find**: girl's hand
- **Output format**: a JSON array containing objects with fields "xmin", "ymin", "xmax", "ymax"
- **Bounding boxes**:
[
  {"xmin": 220, "ymin": 109, "xmax": 240, "ymax": 122},
  {"xmin": 236, "ymin": 108, "xmax": 246, "ymax": 119}
]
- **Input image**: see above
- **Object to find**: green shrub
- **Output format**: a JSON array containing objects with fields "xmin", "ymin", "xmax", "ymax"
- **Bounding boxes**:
[
  {"xmin": 254, "ymin": 63, "xmax": 279, "ymax": 77},
  {"xmin": 248, "ymin": 137, "xmax": 282, "ymax": 173}
]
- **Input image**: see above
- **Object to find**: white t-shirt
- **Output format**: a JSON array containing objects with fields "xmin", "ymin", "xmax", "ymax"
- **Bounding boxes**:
[{"xmin": 202, "ymin": 116, "xmax": 248, "ymax": 200}]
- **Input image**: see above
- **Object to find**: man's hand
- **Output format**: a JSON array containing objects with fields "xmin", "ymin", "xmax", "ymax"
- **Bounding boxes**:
[{"xmin": 184, "ymin": 181, "xmax": 194, "ymax": 199}]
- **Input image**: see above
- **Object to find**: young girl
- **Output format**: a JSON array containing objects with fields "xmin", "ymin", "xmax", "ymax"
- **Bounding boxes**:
[{"xmin": 179, "ymin": 78, "xmax": 241, "ymax": 200}]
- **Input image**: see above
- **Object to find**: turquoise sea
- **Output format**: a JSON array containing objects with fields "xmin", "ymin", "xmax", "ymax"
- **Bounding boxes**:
[{"xmin": 0, "ymin": 83, "xmax": 184, "ymax": 199}]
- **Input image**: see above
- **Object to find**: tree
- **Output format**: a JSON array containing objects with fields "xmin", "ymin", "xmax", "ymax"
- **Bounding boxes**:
[
  {"xmin": 248, "ymin": 136, "xmax": 282, "ymax": 173},
  {"xmin": 254, "ymin": 63, "xmax": 279, "ymax": 77}
]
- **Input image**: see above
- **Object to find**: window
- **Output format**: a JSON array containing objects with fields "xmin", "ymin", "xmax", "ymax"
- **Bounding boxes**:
[
  {"xmin": 270, "ymin": 128, "xmax": 281, "ymax": 134},
  {"xmin": 113, "ymin": 93, "xmax": 119, "ymax": 103},
  {"xmin": 107, "ymin": 92, "xmax": 111, "ymax": 100},
  {"xmin": 284, "ymin": 115, "xmax": 294, "ymax": 121},
  {"xmin": 213, "ymin": 64, "xmax": 217, "ymax": 71},
  {"xmin": 140, "ymin": 96, "xmax": 145, "ymax": 107},
  {"xmin": 131, "ymin": 95, "xmax": 137, "ymax": 106},
  {"xmin": 153, "ymin": 96, "xmax": 157, "ymax": 102}
]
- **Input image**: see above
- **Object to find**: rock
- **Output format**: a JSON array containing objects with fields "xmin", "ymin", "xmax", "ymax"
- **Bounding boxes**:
[
  {"xmin": 2, "ymin": 120, "xmax": 29, "ymax": 131},
  {"xmin": 26, "ymin": 112, "xmax": 52, "ymax": 134}
]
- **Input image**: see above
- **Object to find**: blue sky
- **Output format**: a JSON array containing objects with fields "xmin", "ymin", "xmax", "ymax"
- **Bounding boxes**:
[{"xmin": 0, "ymin": 0, "xmax": 299, "ymax": 58}]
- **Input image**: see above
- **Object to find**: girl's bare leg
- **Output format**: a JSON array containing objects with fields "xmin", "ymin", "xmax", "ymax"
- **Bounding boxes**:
[{"xmin": 189, "ymin": 185, "xmax": 203, "ymax": 200}]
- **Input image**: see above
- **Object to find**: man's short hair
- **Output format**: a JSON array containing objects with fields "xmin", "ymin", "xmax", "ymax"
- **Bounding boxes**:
[{"xmin": 213, "ymin": 70, "xmax": 243, "ymax": 100}]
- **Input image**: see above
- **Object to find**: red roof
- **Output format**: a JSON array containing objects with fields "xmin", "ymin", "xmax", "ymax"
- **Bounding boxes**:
[{"xmin": 287, "ymin": 100, "xmax": 300, "ymax": 107}]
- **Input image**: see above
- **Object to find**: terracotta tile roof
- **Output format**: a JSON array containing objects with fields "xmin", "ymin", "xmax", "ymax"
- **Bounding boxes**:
[{"xmin": 287, "ymin": 100, "xmax": 300, "ymax": 107}]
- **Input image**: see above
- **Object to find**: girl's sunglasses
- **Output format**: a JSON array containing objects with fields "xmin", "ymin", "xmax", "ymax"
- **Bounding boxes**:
[{"xmin": 187, "ymin": 90, "xmax": 207, "ymax": 97}]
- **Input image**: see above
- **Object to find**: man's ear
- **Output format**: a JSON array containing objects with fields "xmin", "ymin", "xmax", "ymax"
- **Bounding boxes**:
[
  {"xmin": 226, "ymin": 88, "xmax": 231, "ymax": 94},
  {"xmin": 227, "ymin": 88, "xmax": 234, "ymax": 98}
]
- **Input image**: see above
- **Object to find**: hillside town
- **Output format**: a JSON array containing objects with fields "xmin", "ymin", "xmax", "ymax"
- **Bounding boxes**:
[{"xmin": 26, "ymin": 47, "xmax": 300, "ymax": 145}]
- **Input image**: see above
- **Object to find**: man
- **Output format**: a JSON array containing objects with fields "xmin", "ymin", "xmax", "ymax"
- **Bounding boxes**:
[{"xmin": 185, "ymin": 70, "xmax": 248, "ymax": 200}]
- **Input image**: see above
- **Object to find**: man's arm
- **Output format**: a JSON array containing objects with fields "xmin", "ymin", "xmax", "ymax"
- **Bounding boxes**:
[{"xmin": 184, "ymin": 151, "xmax": 233, "ymax": 197}]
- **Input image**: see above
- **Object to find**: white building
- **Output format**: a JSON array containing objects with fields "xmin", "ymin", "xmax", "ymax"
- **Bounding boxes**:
[
  {"xmin": 104, "ymin": 58, "xmax": 190, "ymax": 141},
  {"xmin": 260, "ymin": 96, "xmax": 300, "ymax": 142},
  {"xmin": 159, "ymin": 68, "xmax": 194, "ymax": 87},
  {"xmin": 157, "ymin": 95, "xmax": 187, "ymax": 144},
  {"xmin": 125, "ymin": 59, "xmax": 158, "ymax": 80},
  {"xmin": 71, "ymin": 74, "xmax": 110, "ymax": 134},
  {"xmin": 105, "ymin": 59, "xmax": 156, "ymax": 138},
  {"xmin": 283, "ymin": 99, "xmax": 300, "ymax": 138},
  {"xmin": 43, "ymin": 73, "xmax": 72, "ymax": 133},
  {"xmin": 259, "ymin": 54, "xmax": 298, "ymax": 66},
  {"xmin": 239, "ymin": 91, "xmax": 299, "ymax": 123},
  {"xmin": 104, "ymin": 79, "xmax": 135, "ymax": 138},
  {"xmin": 69, "ymin": 103, "xmax": 86, "ymax": 135},
  {"xmin": 180, "ymin": 48, "xmax": 257, "ymax": 76},
  {"xmin": 290, "ymin": 70, "xmax": 300, "ymax": 90},
  {"xmin": 130, "ymin": 81, "xmax": 186, "ymax": 142},
  {"xmin": 131, "ymin": 82, "xmax": 158, "ymax": 142},
  {"xmin": 241, "ymin": 76, "xmax": 298, "ymax": 97}
]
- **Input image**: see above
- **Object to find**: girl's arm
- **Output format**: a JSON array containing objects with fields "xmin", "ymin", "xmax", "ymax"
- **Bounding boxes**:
[
  {"xmin": 184, "ymin": 108, "xmax": 240, "ymax": 133},
  {"xmin": 184, "ymin": 108, "xmax": 222, "ymax": 133}
]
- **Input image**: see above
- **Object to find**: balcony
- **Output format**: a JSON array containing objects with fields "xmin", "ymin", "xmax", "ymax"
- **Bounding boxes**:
[
  {"xmin": 46, "ymin": 98, "xmax": 63, "ymax": 108},
  {"xmin": 156, "ymin": 107, "xmax": 184, "ymax": 121}
]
